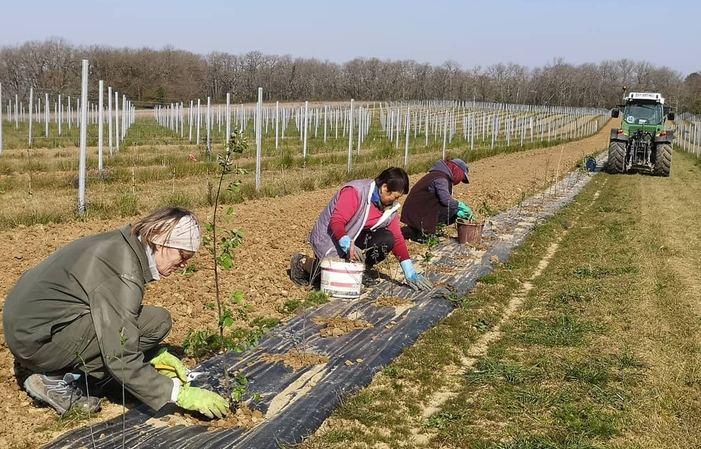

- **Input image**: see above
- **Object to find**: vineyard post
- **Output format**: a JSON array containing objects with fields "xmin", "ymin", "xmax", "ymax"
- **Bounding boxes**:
[
  {"xmin": 58, "ymin": 94, "xmax": 62, "ymax": 135},
  {"xmin": 196, "ymin": 98, "xmax": 201, "ymax": 145},
  {"xmin": 395, "ymin": 108, "xmax": 401, "ymax": 149},
  {"xmin": 404, "ymin": 106, "xmax": 410, "ymax": 167},
  {"xmin": 303, "ymin": 100, "xmax": 308, "ymax": 158},
  {"xmin": 28, "ymin": 87, "xmax": 33, "ymax": 147},
  {"xmin": 98, "ymin": 80, "xmax": 104, "ymax": 171},
  {"xmin": 121, "ymin": 95, "xmax": 126, "ymax": 140},
  {"xmin": 276, "ymin": 100, "xmax": 280, "ymax": 149},
  {"xmin": 206, "ymin": 96, "xmax": 212, "ymax": 156},
  {"xmin": 78, "ymin": 59, "xmax": 89, "ymax": 214},
  {"xmin": 425, "ymin": 109, "xmax": 429, "ymax": 146},
  {"xmin": 107, "ymin": 87, "xmax": 113, "ymax": 156},
  {"xmin": 114, "ymin": 91, "xmax": 119, "ymax": 152},
  {"xmin": 0, "ymin": 83, "xmax": 3, "ymax": 154},
  {"xmin": 44, "ymin": 93, "xmax": 49, "ymax": 137},
  {"xmin": 357, "ymin": 106, "xmax": 362, "ymax": 155},
  {"xmin": 442, "ymin": 108, "xmax": 448, "ymax": 159},
  {"xmin": 347, "ymin": 98, "xmax": 354, "ymax": 173},
  {"xmin": 255, "ymin": 87, "xmax": 263, "ymax": 192}
]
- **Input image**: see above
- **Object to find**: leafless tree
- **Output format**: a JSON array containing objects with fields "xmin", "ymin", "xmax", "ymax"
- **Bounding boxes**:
[{"xmin": 0, "ymin": 38, "xmax": 694, "ymax": 112}]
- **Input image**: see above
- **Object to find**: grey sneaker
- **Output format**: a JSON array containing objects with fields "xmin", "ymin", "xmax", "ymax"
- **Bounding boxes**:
[{"xmin": 24, "ymin": 373, "xmax": 102, "ymax": 415}]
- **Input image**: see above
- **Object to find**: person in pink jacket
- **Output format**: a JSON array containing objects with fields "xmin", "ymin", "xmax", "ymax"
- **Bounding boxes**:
[{"xmin": 290, "ymin": 167, "xmax": 432, "ymax": 291}]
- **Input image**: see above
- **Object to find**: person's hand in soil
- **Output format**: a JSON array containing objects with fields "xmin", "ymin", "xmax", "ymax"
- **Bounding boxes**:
[{"xmin": 400, "ymin": 259, "xmax": 433, "ymax": 291}]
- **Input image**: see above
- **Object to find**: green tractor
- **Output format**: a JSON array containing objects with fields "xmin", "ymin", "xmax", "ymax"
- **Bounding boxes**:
[{"xmin": 607, "ymin": 91, "xmax": 675, "ymax": 176}]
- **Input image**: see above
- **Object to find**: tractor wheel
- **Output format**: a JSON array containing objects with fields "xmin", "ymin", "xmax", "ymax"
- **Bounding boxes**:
[
  {"xmin": 654, "ymin": 144, "xmax": 672, "ymax": 177},
  {"xmin": 606, "ymin": 141, "xmax": 626, "ymax": 174}
]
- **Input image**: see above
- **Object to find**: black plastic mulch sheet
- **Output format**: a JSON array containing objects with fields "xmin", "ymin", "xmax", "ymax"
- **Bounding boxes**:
[{"xmin": 44, "ymin": 165, "xmax": 600, "ymax": 449}]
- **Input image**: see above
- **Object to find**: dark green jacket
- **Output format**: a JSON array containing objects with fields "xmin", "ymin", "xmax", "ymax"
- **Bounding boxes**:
[{"xmin": 3, "ymin": 225, "xmax": 175, "ymax": 411}]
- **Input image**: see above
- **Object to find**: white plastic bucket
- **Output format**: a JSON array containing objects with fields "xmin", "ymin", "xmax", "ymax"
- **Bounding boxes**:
[{"xmin": 320, "ymin": 258, "xmax": 364, "ymax": 299}]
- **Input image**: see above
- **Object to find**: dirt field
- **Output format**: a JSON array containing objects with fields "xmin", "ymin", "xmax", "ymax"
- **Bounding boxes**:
[{"xmin": 0, "ymin": 123, "xmax": 611, "ymax": 448}]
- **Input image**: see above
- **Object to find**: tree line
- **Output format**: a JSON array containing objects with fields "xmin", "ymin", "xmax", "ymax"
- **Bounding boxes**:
[{"xmin": 1, "ymin": 37, "xmax": 699, "ymax": 113}]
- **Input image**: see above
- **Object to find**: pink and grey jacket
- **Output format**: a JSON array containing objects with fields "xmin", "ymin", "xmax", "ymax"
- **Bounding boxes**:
[{"xmin": 309, "ymin": 179, "xmax": 410, "ymax": 262}]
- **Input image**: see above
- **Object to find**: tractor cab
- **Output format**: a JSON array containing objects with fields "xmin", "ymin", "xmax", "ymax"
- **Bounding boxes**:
[
  {"xmin": 611, "ymin": 92, "xmax": 672, "ymax": 136},
  {"xmin": 624, "ymin": 100, "xmax": 664, "ymax": 126}
]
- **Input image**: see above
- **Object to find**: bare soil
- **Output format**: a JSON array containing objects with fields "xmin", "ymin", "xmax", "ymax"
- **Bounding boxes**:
[
  {"xmin": 0, "ymin": 124, "xmax": 610, "ymax": 448},
  {"xmin": 314, "ymin": 316, "xmax": 373, "ymax": 338}
]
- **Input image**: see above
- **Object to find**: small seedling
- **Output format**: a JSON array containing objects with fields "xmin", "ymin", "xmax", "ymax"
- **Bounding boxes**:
[
  {"xmin": 473, "ymin": 318, "xmax": 490, "ymax": 332},
  {"xmin": 382, "ymin": 366, "xmax": 401, "ymax": 379},
  {"xmin": 478, "ymin": 200, "xmax": 494, "ymax": 218},
  {"xmin": 421, "ymin": 231, "xmax": 441, "ymax": 263},
  {"xmin": 423, "ymin": 411, "xmax": 461, "ymax": 430},
  {"xmin": 230, "ymin": 372, "xmax": 261, "ymax": 405}
]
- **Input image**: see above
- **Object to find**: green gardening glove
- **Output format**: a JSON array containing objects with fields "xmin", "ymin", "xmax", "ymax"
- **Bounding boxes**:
[
  {"xmin": 457, "ymin": 202, "xmax": 474, "ymax": 220},
  {"xmin": 176, "ymin": 384, "xmax": 230, "ymax": 419},
  {"xmin": 149, "ymin": 348, "xmax": 188, "ymax": 384}
]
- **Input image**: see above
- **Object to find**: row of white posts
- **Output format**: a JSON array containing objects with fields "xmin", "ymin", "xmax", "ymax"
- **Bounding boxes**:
[
  {"xmin": 153, "ymin": 97, "xmax": 607, "ymax": 156},
  {"xmin": 676, "ymin": 119, "xmax": 701, "ymax": 155},
  {"xmin": 0, "ymin": 82, "xmax": 135, "ymax": 158},
  {"xmin": 0, "ymin": 61, "xmax": 134, "ymax": 213},
  {"xmin": 0, "ymin": 77, "xmax": 608, "ymax": 201},
  {"xmin": 175, "ymin": 89, "xmax": 608, "ymax": 192}
]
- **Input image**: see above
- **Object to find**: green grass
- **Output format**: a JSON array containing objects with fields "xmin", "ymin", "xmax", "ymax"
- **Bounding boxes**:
[{"xmin": 299, "ymin": 148, "xmax": 701, "ymax": 449}]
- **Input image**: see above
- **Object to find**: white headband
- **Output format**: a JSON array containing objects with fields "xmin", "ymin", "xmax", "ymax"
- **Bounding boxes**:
[{"xmin": 152, "ymin": 215, "xmax": 201, "ymax": 252}]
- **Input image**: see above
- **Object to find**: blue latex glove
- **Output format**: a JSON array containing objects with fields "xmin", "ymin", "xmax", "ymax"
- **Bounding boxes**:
[
  {"xmin": 457, "ymin": 202, "xmax": 474, "ymax": 220},
  {"xmin": 338, "ymin": 236, "xmax": 365, "ymax": 262},
  {"xmin": 339, "ymin": 235, "xmax": 352, "ymax": 254},
  {"xmin": 400, "ymin": 259, "xmax": 433, "ymax": 291}
]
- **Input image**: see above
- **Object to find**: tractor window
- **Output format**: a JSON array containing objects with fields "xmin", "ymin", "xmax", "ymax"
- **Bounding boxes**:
[{"xmin": 624, "ymin": 103, "xmax": 663, "ymax": 125}]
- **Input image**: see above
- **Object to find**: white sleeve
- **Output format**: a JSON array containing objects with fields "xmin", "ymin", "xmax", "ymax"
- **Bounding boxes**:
[{"xmin": 170, "ymin": 378, "xmax": 181, "ymax": 402}]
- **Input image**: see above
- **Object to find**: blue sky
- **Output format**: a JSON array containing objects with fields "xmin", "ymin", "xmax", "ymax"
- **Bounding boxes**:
[{"xmin": 2, "ymin": 0, "xmax": 699, "ymax": 76}]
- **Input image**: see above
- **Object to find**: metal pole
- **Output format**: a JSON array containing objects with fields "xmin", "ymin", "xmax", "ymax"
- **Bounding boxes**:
[
  {"xmin": 206, "ymin": 96, "xmax": 211, "ymax": 156},
  {"xmin": 121, "ymin": 95, "xmax": 126, "ymax": 140},
  {"xmin": 107, "ymin": 87, "xmax": 113, "ymax": 157},
  {"xmin": 114, "ymin": 91, "xmax": 120, "ymax": 152},
  {"xmin": 78, "ymin": 60, "xmax": 89, "ymax": 214},
  {"xmin": 28, "ymin": 88, "xmax": 34, "ymax": 147},
  {"xmin": 256, "ymin": 87, "xmax": 263, "ymax": 191},
  {"xmin": 0, "ymin": 83, "xmax": 2, "ymax": 154},
  {"xmin": 275, "ymin": 101, "xmax": 279, "ymax": 150},
  {"xmin": 98, "ymin": 80, "xmax": 104, "ymax": 171},
  {"xmin": 44, "ymin": 93, "xmax": 49, "ymax": 137},
  {"xmin": 196, "ymin": 99, "xmax": 201, "ymax": 145},
  {"xmin": 347, "ymin": 99, "xmax": 354, "ymax": 173},
  {"xmin": 189, "ymin": 100, "xmax": 193, "ymax": 143},
  {"xmin": 226, "ymin": 92, "xmax": 231, "ymax": 145},
  {"xmin": 442, "ymin": 109, "xmax": 448, "ymax": 159},
  {"xmin": 404, "ymin": 107, "xmax": 410, "ymax": 166},
  {"xmin": 58, "ymin": 94, "xmax": 62, "ymax": 135},
  {"xmin": 303, "ymin": 101, "xmax": 309, "ymax": 158}
]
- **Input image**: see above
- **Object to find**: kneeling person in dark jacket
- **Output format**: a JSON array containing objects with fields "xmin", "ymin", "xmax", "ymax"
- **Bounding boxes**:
[{"xmin": 401, "ymin": 158, "xmax": 474, "ymax": 240}]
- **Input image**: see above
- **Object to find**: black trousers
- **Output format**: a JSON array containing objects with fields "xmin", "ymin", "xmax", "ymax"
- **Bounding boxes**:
[{"xmin": 355, "ymin": 228, "xmax": 396, "ymax": 267}]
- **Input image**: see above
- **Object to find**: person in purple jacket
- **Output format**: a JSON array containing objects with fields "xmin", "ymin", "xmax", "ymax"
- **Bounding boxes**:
[{"xmin": 400, "ymin": 158, "xmax": 474, "ymax": 241}]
